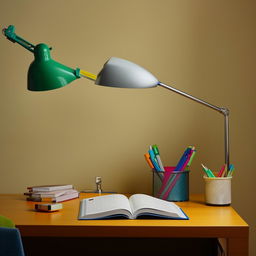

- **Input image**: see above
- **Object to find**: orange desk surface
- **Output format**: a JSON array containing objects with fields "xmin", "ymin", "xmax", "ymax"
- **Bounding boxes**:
[{"xmin": 0, "ymin": 193, "xmax": 248, "ymax": 255}]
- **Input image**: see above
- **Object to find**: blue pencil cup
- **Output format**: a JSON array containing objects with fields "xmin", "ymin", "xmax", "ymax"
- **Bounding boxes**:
[{"xmin": 153, "ymin": 168, "xmax": 190, "ymax": 202}]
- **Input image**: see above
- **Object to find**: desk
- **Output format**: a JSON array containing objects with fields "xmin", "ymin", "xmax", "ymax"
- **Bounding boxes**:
[{"xmin": 0, "ymin": 193, "xmax": 248, "ymax": 256}]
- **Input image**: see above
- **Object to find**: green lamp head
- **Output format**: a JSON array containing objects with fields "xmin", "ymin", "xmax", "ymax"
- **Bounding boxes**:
[
  {"xmin": 2, "ymin": 25, "xmax": 81, "ymax": 91},
  {"xmin": 28, "ymin": 44, "xmax": 80, "ymax": 91}
]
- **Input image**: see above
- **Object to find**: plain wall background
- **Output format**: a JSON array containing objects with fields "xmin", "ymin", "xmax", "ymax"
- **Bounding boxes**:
[{"xmin": 0, "ymin": 0, "xmax": 255, "ymax": 255}]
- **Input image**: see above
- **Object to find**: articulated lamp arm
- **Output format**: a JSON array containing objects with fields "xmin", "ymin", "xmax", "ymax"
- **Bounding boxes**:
[
  {"xmin": 2, "ymin": 26, "xmax": 230, "ymax": 167},
  {"xmin": 158, "ymin": 82, "xmax": 230, "ymax": 168},
  {"xmin": 95, "ymin": 57, "xmax": 230, "ymax": 168}
]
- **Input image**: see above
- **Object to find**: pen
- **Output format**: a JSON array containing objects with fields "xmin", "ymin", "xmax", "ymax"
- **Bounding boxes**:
[
  {"xmin": 201, "ymin": 164, "xmax": 215, "ymax": 178},
  {"xmin": 144, "ymin": 153, "xmax": 154, "ymax": 169},
  {"xmin": 180, "ymin": 147, "xmax": 195, "ymax": 170},
  {"xmin": 152, "ymin": 145, "xmax": 165, "ymax": 172},
  {"xmin": 227, "ymin": 164, "xmax": 235, "ymax": 177},
  {"xmin": 175, "ymin": 147, "xmax": 192, "ymax": 171},
  {"xmin": 217, "ymin": 164, "xmax": 226, "ymax": 177},
  {"xmin": 144, "ymin": 152, "xmax": 163, "ymax": 181},
  {"xmin": 148, "ymin": 147, "xmax": 162, "ymax": 172},
  {"xmin": 187, "ymin": 148, "xmax": 196, "ymax": 167},
  {"xmin": 221, "ymin": 164, "xmax": 227, "ymax": 177}
]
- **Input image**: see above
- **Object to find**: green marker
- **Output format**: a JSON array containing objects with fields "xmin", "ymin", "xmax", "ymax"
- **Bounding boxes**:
[
  {"xmin": 187, "ymin": 150, "xmax": 196, "ymax": 166},
  {"xmin": 152, "ymin": 145, "xmax": 160, "ymax": 155},
  {"xmin": 152, "ymin": 145, "xmax": 165, "ymax": 172},
  {"xmin": 201, "ymin": 164, "xmax": 215, "ymax": 177}
]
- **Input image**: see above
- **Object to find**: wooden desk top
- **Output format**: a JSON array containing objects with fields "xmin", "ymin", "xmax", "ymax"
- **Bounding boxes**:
[{"xmin": 0, "ymin": 193, "xmax": 248, "ymax": 238}]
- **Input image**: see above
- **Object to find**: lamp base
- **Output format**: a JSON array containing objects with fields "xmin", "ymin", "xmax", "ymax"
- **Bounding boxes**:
[
  {"xmin": 80, "ymin": 189, "xmax": 116, "ymax": 194},
  {"xmin": 80, "ymin": 176, "xmax": 116, "ymax": 194}
]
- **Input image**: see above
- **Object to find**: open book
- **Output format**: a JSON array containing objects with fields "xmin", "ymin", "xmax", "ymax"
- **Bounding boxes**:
[{"xmin": 78, "ymin": 194, "xmax": 188, "ymax": 220}]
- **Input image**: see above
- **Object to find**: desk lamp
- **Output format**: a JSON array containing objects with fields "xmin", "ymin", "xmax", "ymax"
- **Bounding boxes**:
[{"xmin": 3, "ymin": 25, "xmax": 230, "ymax": 168}]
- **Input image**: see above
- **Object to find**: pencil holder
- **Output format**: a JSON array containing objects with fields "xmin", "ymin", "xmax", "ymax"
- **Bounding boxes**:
[
  {"xmin": 204, "ymin": 176, "xmax": 232, "ymax": 205},
  {"xmin": 153, "ymin": 167, "xmax": 189, "ymax": 202}
]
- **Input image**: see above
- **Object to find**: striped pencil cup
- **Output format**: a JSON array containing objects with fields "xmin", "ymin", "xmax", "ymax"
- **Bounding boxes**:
[{"xmin": 153, "ymin": 167, "xmax": 190, "ymax": 202}]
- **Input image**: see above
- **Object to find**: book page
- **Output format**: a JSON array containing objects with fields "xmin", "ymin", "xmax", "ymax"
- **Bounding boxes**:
[
  {"xmin": 129, "ymin": 194, "xmax": 187, "ymax": 219},
  {"xmin": 79, "ymin": 194, "xmax": 133, "ymax": 219}
]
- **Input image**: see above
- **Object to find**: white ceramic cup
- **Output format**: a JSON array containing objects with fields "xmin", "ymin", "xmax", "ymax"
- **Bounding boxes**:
[{"xmin": 204, "ymin": 176, "xmax": 232, "ymax": 205}]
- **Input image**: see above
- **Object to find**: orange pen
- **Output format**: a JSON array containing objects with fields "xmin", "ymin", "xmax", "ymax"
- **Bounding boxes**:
[{"xmin": 144, "ymin": 153, "xmax": 154, "ymax": 169}]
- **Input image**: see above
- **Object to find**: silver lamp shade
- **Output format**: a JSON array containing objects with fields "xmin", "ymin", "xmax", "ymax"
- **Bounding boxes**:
[{"xmin": 95, "ymin": 57, "xmax": 159, "ymax": 88}]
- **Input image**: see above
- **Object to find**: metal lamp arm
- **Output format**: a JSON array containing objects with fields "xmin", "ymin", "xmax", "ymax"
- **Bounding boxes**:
[
  {"xmin": 1, "ymin": 26, "xmax": 230, "ymax": 166},
  {"xmin": 158, "ymin": 82, "xmax": 230, "ymax": 168}
]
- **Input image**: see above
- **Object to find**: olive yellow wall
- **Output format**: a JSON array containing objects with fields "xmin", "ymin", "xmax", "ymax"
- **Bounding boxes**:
[{"xmin": 1, "ymin": 0, "xmax": 255, "ymax": 255}]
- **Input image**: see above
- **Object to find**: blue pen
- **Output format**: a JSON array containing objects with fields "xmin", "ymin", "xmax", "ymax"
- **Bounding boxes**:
[
  {"xmin": 227, "ymin": 164, "xmax": 235, "ymax": 177},
  {"xmin": 175, "ymin": 147, "xmax": 192, "ymax": 171}
]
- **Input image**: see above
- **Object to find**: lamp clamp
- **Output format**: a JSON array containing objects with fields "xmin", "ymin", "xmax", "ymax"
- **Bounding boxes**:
[{"xmin": 3, "ymin": 25, "xmax": 52, "ymax": 53}]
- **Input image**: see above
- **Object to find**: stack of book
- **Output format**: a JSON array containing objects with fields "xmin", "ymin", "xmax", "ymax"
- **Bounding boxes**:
[{"xmin": 25, "ymin": 184, "xmax": 79, "ymax": 202}]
